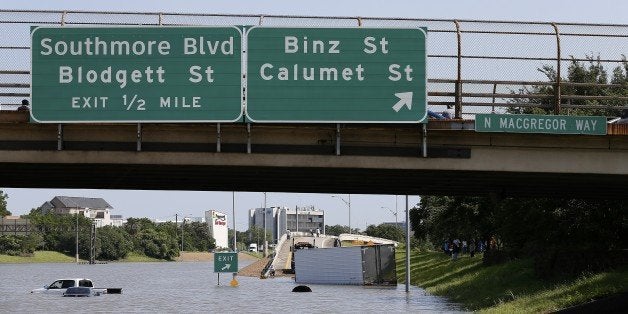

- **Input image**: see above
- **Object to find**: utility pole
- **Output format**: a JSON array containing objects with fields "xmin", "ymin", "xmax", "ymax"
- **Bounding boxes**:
[
  {"xmin": 232, "ymin": 191, "xmax": 236, "ymax": 252},
  {"xmin": 175, "ymin": 213, "xmax": 178, "ymax": 250},
  {"xmin": 181, "ymin": 219, "xmax": 184, "ymax": 252}
]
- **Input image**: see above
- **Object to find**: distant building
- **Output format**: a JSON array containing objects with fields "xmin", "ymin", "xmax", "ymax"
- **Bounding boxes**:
[
  {"xmin": 249, "ymin": 206, "xmax": 325, "ymax": 243},
  {"xmin": 249, "ymin": 206, "xmax": 281, "ymax": 242},
  {"xmin": 110, "ymin": 215, "xmax": 125, "ymax": 227},
  {"xmin": 205, "ymin": 210, "xmax": 229, "ymax": 249},
  {"xmin": 39, "ymin": 196, "xmax": 120, "ymax": 228}
]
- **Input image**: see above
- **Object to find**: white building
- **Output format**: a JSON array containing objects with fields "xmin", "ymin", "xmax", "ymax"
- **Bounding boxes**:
[
  {"xmin": 39, "ymin": 196, "xmax": 120, "ymax": 228},
  {"xmin": 249, "ymin": 206, "xmax": 325, "ymax": 243},
  {"xmin": 205, "ymin": 210, "xmax": 229, "ymax": 249}
]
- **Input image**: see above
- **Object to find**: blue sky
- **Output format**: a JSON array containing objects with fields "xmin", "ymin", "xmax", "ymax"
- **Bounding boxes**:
[
  {"xmin": 2, "ymin": 0, "xmax": 626, "ymax": 230},
  {"xmin": 3, "ymin": 0, "xmax": 627, "ymax": 24}
]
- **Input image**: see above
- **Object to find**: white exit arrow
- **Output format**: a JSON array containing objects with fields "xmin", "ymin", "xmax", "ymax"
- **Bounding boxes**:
[
  {"xmin": 392, "ymin": 92, "xmax": 413, "ymax": 112},
  {"xmin": 221, "ymin": 264, "xmax": 231, "ymax": 270}
]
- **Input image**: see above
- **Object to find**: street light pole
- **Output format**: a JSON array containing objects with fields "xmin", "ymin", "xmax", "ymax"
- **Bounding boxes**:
[
  {"xmin": 75, "ymin": 206, "xmax": 79, "ymax": 263},
  {"xmin": 332, "ymin": 194, "xmax": 351, "ymax": 234},
  {"xmin": 381, "ymin": 206, "xmax": 398, "ymax": 226},
  {"xmin": 263, "ymin": 192, "xmax": 267, "ymax": 257}
]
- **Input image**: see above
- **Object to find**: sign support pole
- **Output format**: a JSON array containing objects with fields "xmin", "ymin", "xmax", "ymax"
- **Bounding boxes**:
[
  {"xmin": 405, "ymin": 195, "xmax": 410, "ymax": 293},
  {"xmin": 421, "ymin": 124, "xmax": 427, "ymax": 158}
]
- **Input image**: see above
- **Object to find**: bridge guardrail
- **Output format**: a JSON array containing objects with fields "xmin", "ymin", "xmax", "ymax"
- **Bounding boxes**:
[{"xmin": 1, "ymin": 10, "xmax": 626, "ymax": 118}]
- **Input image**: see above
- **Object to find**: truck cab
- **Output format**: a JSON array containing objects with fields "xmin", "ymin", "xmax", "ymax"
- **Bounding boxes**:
[
  {"xmin": 31, "ymin": 278, "xmax": 93, "ymax": 294},
  {"xmin": 248, "ymin": 243, "xmax": 258, "ymax": 252}
]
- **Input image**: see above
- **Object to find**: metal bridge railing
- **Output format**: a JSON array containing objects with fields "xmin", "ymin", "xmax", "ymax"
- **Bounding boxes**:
[{"xmin": 1, "ymin": 10, "xmax": 627, "ymax": 117}]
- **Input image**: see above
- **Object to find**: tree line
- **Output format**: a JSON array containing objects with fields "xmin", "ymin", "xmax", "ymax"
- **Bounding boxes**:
[{"xmin": 0, "ymin": 205, "xmax": 217, "ymax": 261}]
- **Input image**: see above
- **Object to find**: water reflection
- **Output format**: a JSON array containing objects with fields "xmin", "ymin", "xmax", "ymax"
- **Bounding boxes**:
[{"xmin": 1, "ymin": 262, "xmax": 464, "ymax": 313}]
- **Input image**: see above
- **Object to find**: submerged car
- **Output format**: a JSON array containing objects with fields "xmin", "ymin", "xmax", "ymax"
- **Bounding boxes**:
[{"xmin": 31, "ymin": 278, "xmax": 122, "ymax": 295}]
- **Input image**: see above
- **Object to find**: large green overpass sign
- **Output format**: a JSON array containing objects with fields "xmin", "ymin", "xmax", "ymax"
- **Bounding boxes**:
[
  {"xmin": 31, "ymin": 27, "xmax": 243, "ymax": 123},
  {"xmin": 246, "ymin": 27, "xmax": 427, "ymax": 123}
]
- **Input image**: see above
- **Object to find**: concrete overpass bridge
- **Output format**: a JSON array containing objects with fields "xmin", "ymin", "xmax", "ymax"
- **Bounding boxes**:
[
  {"xmin": 0, "ymin": 111, "xmax": 627, "ymax": 199},
  {"xmin": 0, "ymin": 11, "xmax": 627, "ymax": 199}
]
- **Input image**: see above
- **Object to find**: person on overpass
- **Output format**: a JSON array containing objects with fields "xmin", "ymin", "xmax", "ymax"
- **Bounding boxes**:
[{"xmin": 17, "ymin": 99, "xmax": 29, "ymax": 111}]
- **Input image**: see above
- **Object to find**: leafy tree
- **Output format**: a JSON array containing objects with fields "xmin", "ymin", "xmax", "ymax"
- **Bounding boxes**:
[
  {"xmin": 324, "ymin": 224, "xmax": 350, "ymax": 236},
  {"xmin": 96, "ymin": 225, "xmax": 132, "ymax": 260},
  {"xmin": 180, "ymin": 221, "xmax": 216, "ymax": 251},
  {"xmin": 245, "ymin": 225, "xmax": 272, "ymax": 247},
  {"xmin": 509, "ymin": 56, "xmax": 627, "ymax": 116},
  {"xmin": 0, "ymin": 190, "xmax": 10, "ymax": 217},
  {"xmin": 124, "ymin": 217, "xmax": 156, "ymax": 236},
  {"xmin": 227, "ymin": 229, "xmax": 247, "ymax": 251},
  {"xmin": 0, "ymin": 235, "xmax": 22, "ymax": 255},
  {"xmin": 364, "ymin": 223, "xmax": 405, "ymax": 242},
  {"xmin": 26, "ymin": 211, "xmax": 93, "ymax": 258},
  {"xmin": 135, "ymin": 228, "xmax": 178, "ymax": 260},
  {"xmin": 411, "ymin": 196, "xmax": 493, "ymax": 249}
]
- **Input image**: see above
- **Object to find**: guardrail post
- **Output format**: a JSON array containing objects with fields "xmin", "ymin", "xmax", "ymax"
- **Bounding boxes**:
[
  {"xmin": 216, "ymin": 123, "xmax": 221, "ymax": 153},
  {"xmin": 136, "ymin": 123, "xmax": 142, "ymax": 152},
  {"xmin": 454, "ymin": 20, "xmax": 462, "ymax": 119},
  {"xmin": 551, "ymin": 22, "xmax": 562, "ymax": 115},
  {"xmin": 57, "ymin": 124, "xmax": 63, "ymax": 151},
  {"xmin": 335, "ymin": 123, "xmax": 341, "ymax": 156},
  {"xmin": 60, "ymin": 11, "xmax": 67, "ymax": 26}
]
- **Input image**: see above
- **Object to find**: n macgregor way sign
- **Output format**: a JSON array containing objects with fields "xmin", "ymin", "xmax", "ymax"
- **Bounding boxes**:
[
  {"xmin": 31, "ymin": 27, "xmax": 243, "ymax": 123},
  {"xmin": 30, "ymin": 26, "xmax": 427, "ymax": 123}
]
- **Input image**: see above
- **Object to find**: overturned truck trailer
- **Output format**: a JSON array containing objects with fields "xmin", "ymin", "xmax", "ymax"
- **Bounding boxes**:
[{"xmin": 294, "ymin": 244, "xmax": 397, "ymax": 286}]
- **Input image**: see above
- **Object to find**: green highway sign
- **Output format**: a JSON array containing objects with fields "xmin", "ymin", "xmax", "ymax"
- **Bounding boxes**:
[
  {"xmin": 31, "ymin": 26, "xmax": 243, "ymax": 123},
  {"xmin": 214, "ymin": 252, "xmax": 238, "ymax": 273},
  {"xmin": 245, "ymin": 27, "xmax": 427, "ymax": 123},
  {"xmin": 475, "ymin": 114, "xmax": 607, "ymax": 135}
]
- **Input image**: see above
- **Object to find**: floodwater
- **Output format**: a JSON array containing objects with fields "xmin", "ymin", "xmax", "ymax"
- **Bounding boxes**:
[{"xmin": 0, "ymin": 261, "xmax": 464, "ymax": 313}]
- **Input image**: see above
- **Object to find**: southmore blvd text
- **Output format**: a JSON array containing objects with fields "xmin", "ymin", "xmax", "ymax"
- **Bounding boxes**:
[{"xmin": 39, "ymin": 36, "xmax": 235, "ymax": 56}]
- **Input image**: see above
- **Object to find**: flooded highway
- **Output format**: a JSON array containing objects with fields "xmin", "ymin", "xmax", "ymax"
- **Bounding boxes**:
[{"xmin": 1, "ymin": 261, "xmax": 464, "ymax": 313}]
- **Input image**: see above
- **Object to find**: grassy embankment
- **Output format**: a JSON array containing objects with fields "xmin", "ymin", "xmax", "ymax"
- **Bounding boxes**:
[
  {"xmin": 0, "ymin": 251, "xmax": 76, "ymax": 263},
  {"xmin": 396, "ymin": 250, "xmax": 627, "ymax": 313},
  {"xmin": 1, "ymin": 251, "xmax": 260, "ymax": 263},
  {"xmin": 0, "ymin": 251, "xmax": 166, "ymax": 263}
]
